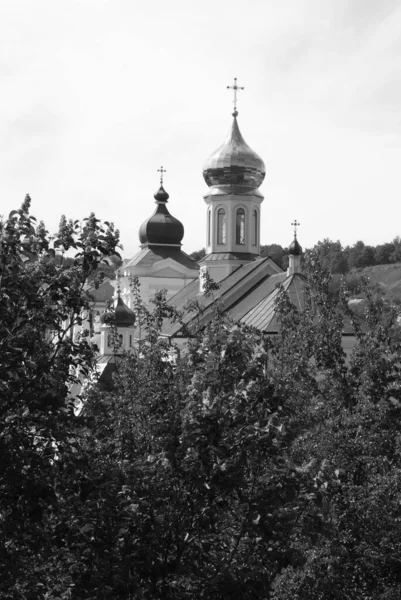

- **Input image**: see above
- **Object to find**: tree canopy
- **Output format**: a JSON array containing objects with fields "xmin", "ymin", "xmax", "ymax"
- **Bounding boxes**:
[{"xmin": 1, "ymin": 199, "xmax": 401, "ymax": 599}]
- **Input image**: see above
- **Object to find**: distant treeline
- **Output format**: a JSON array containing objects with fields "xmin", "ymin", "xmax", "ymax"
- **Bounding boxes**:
[
  {"xmin": 261, "ymin": 237, "xmax": 401, "ymax": 273},
  {"xmin": 189, "ymin": 237, "xmax": 401, "ymax": 274}
]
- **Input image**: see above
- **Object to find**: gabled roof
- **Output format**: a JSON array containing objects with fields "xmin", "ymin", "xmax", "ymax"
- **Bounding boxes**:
[
  {"xmin": 123, "ymin": 246, "xmax": 198, "ymax": 273},
  {"xmin": 202, "ymin": 252, "xmax": 262, "ymax": 262},
  {"xmin": 161, "ymin": 257, "xmax": 287, "ymax": 338},
  {"xmin": 239, "ymin": 273, "xmax": 306, "ymax": 332}
]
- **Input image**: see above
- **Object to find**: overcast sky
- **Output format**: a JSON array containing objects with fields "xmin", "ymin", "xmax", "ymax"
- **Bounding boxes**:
[{"xmin": 1, "ymin": 0, "xmax": 400, "ymax": 257}]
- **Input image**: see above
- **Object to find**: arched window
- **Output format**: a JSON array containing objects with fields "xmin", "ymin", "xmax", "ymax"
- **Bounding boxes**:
[
  {"xmin": 207, "ymin": 209, "xmax": 211, "ymax": 247},
  {"xmin": 252, "ymin": 209, "xmax": 258, "ymax": 246},
  {"xmin": 236, "ymin": 208, "xmax": 245, "ymax": 245},
  {"xmin": 217, "ymin": 208, "xmax": 226, "ymax": 244}
]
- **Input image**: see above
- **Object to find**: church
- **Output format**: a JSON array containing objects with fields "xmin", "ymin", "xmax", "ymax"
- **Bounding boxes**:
[{"xmin": 93, "ymin": 79, "xmax": 306, "ymax": 359}]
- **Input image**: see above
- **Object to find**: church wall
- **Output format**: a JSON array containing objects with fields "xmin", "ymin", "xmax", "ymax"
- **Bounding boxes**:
[
  {"xmin": 204, "ymin": 193, "xmax": 263, "ymax": 257},
  {"xmin": 119, "ymin": 275, "xmax": 196, "ymax": 307}
]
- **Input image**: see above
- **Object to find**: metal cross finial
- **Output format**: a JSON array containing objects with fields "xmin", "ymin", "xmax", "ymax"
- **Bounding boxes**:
[
  {"xmin": 157, "ymin": 166, "xmax": 167, "ymax": 185},
  {"xmin": 291, "ymin": 220, "xmax": 300, "ymax": 237},
  {"xmin": 227, "ymin": 77, "xmax": 244, "ymax": 117}
]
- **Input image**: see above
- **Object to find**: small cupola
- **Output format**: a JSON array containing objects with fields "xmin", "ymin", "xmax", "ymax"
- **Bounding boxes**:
[
  {"xmin": 100, "ymin": 293, "xmax": 136, "ymax": 328},
  {"xmin": 138, "ymin": 167, "xmax": 184, "ymax": 247},
  {"xmin": 114, "ymin": 293, "xmax": 136, "ymax": 328},
  {"xmin": 287, "ymin": 220, "xmax": 303, "ymax": 276}
]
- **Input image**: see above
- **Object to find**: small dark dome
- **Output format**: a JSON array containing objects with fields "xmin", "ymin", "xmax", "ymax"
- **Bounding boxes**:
[
  {"xmin": 100, "ymin": 295, "xmax": 136, "ymax": 328},
  {"xmin": 139, "ymin": 185, "xmax": 184, "ymax": 246},
  {"xmin": 289, "ymin": 237, "xmax": 302, "ymax": 256},
  {"xmin": 115, "ymin": 295, "xmax": 136, "ymax": 327}
]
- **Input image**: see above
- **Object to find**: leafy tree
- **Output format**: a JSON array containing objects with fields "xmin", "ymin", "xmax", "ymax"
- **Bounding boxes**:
[
  {"xmin": 260, "ymin": 244, "xmax": 287, "ymax": 269},
  {"xmin": 189, "ymin": 247, "xmax": 206, "ymax": 262},
  {"xmin": 77, "ymin": 252, "xmax": 401, "ymax": 599},
  {"xmin": 311, "ymin": 239, "xmax": 349, "ymax": 274},
  {"xmin": 0, "ymin": 196, "xmax": 121, "ymax": 598},
  {"xmin": 3, "ymin": 202, "xmax": 401, "ymax": 599}
]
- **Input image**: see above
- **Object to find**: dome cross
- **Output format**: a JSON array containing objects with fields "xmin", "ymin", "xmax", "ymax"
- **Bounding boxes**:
[
  {"xmin": 227, "ymin": 77, "xmax": 244, "ymax": 117},
  {"xmin": 157, "ymin": 166, "xmax": 167, "ymax": 185},
  {"xmin": 291, "ymin": 219, "xmax": 300, "ymax": 237}
]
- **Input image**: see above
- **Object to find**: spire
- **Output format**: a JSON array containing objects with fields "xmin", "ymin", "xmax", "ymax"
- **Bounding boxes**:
[
  {"xmin": 288, "ymin": 220, "xmax": 303, "ymax": 276},
  {"xmin": 289, "ymin": 220, "xmax": 302, "ymax": 256}
]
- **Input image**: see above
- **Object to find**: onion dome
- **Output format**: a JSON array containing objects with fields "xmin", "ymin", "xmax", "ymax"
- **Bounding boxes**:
[
  {"xmin": 289, "ymin": 236, "xmax": 302, "ymax": 256},
  {"xmin": 115, "ymin": 294, "xmax": 136, "ymax": 327},
  {"xmin": 203, "ymin": 115, "xmax": 265, "ymax": 192},
  {"xmin": 100, "ymin": 294, "xmax": 136, "ymax": 328},
  {"xmin": 139, "ymin": 185, "xmax": 184, "ymax": 246}
]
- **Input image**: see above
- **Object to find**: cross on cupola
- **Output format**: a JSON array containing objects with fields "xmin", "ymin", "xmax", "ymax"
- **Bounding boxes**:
[
  {"xmin": 157, "ymin": 166, "xmax": 167, "ymax": 185},
  {"xmin": 291, "ymin": 219, "xmax": 300, "ymax": 238},
  {"xmin": 227, "ymin": 77, "xmax": 244, "ymax": 117}
]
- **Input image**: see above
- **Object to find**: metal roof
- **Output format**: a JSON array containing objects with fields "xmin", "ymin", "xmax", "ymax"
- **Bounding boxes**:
[
  {"xmin": 124, "ymin": 246, "xmax": 198, "ymax": 272},
  {"xmin": 240, "ymin": 273, "xmax": 306, "ymax": 332},
  {"xmin": 161, "ymin": 257, "xmax": 286, "ymax": 338}
]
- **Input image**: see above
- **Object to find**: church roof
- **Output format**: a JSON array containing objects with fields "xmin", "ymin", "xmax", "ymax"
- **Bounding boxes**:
[
  {"xmin": 123, "ymin": 246, "xmax": 198, "ymax": 273},
  {"xmin": 202, "ymin": 252, "xmax": 261, "ymax": 262},
  {"xmin": 239, "ymin": 273, "xmax": 305, "ymax": 331},
  {"xmin": 161, "ymin": 256, "xmax": 285, "ymax": 338}
]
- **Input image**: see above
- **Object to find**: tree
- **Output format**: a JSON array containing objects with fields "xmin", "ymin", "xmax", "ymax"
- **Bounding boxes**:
[
  {"xmin": 0, "ymin": 196, "xmax": 121, "ymax": 598},
  {"xmin": 311, "ymin": 239, "xmax": 348, "ymax": 274},
  {"xmin": 3, "ymin": 207, "xmax": 401, "ymax": 599},
  {"xmin": 189, "ymin": 247, "xmax": 206, "ymax": 262},
  {"xmin": 260, "ymin": 244, "xmax": 287, "ymax": 269},
  {"xmin": 78, "ymin": 252, "xmax": 401, "ymax": 599}
]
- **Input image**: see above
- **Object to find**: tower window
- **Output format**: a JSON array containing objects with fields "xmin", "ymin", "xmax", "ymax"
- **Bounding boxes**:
[
  {"xmin": 236, "ymin": 208, "xmax": 245, "ymax": 245},
  {"xmin": 252, "ymin": 209, "xmax": 258, "ymax": 246},
  {"xmin": 207, "ymin": 209, "xmax": 211, "ymax": 247},
  {"xmin": 217, "ymin": 208, "xmax": 226, "ymax": 245}
]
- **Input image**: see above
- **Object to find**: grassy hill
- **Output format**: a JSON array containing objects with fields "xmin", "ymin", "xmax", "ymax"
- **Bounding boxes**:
[{"xmin": 349, "ymin": 262, "xmax": 401, "ymax": 304}]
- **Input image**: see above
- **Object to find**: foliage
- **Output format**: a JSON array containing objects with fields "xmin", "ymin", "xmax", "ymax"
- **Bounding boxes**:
[
  {"xmin": 74, "ymin": 254, "xmax": 401, "ymax": 599},
  {"xmin": 260, "ymin": 244, "xmax": 288, "ymax": 270},
  {"xmin": 0, "ymin": 196, "xmax": 121, "ymax": 598},
  {"xmin": 2, "ymin": 203, "xmax": 401, "ymax": 599},
  {"xmin": 189, "ymin": 247, "xmax": 206, "ymax": 262}
]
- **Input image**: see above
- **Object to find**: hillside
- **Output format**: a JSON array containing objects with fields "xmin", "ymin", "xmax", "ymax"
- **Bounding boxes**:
[{"xmin": 350, "ymin": 262, "xmax": 401, "ymax": 303}]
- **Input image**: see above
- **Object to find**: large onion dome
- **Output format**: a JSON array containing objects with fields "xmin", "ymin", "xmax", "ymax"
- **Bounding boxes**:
[
  {"xmin": 139, "ymin": 185, "xmax": 184, "ymax": 246},
  {"xmin": 203, "ymin": 115, "xmax": 265, "ymax": 192},
  {"xmin": 100, "ymin": 293, "xmax": 136, "ymax": 328},
  {"xmin": 289, "ymin": 236, "xmax": 302, "ymax": 256}
]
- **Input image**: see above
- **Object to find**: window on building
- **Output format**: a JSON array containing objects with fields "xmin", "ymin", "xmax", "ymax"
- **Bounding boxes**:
[
  {"xmin": 236, "ymin": 208, "xmax": 245, "ymax": 245},
  {"xmin": 252, "ymin": 209, "xmax": 258, "ymax": 246},
  {"xmin": 207, "ymin": 209, "xmax": 211, "ymax": 247},
  {"xmin": 217, "ymin": 208, "xmax": 226, "ymax": 244}
]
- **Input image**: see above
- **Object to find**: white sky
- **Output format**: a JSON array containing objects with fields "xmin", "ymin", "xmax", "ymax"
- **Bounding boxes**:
[{"xmin": 1, "ymin": 0, "xmax": 401, "ymax": 257}]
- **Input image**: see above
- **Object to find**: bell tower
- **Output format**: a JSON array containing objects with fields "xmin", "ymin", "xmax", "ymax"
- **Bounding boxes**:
[{"xmin": 200, "ymin": 78, "xmax": 266, "ymax": 284}]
